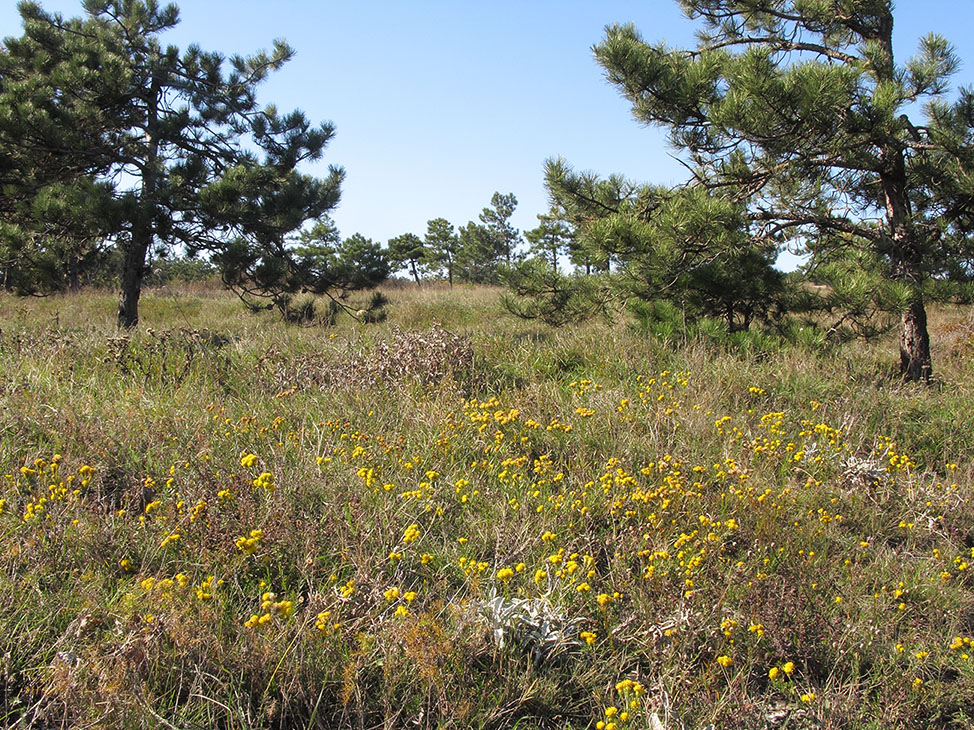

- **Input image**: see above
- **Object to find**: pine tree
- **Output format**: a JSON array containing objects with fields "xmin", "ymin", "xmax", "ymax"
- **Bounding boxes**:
[
  {"xmin": 543, "ymin": 161, "xmax": 651, "ymax": 277},
  {"xmin": 539, "ymin": 159, "xmax": 788, "ymax": 330},
  {"xmin": 0, "ymin": 3, "xmax": 124, "ymax": 292},
  {"xmin": 455, "ymin": 222, "xmax": 501, "ymax": 284},
  {"xmin": 424, "ymin": 218, "xmax": 459, "ymax": 286},
  {"xmin": 332, "ymin": 233, "xmax": 390, "ymax": 292},
  {"xmin": 478, "ymin": 192, "xmax": 521, "ymax": 266},
  {"xmin": 524, "ymin": 210, "xmax": 573, "ymax": 273},
  {"xmin": 216, "ymin": 223, "xmax": 388, "ymax": 322},
  {"xmin": 386, "ymin": 233, "xmax": 426, "ymax": 285},
  {"xmin": 589, "ymin": 1, "xmax": 974, "ymax": 380},
  {"xmin": 3, "ymin": 1, "xmax": 343, "ymax": 327},
  {"xmin": 451, "ymin": 192, "xmax": 524, "ymax": 284}
]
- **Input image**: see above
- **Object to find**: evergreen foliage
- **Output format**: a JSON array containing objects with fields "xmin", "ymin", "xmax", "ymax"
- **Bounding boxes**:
[
  {"xmin": 455, "ymin": 222, "xmax": 500, "ymax": 284},
  {"xmin": 524, "ymin": 209, "xmax": 574, "ymax": 273},
  {"xmin": 147, "ymin": 253, "xmax": 217, "ymax": 286},
  {"xmin": 386, "ymin": 233, "xmax": 426, "ymax": 285},
  {"xmin": 478, "ymin": 192, "xmax": 521, "ymax": 266},
  {"xmin": 0, "ymin": 1, "xmax": 344, "ymax": 327},
  {"xmin": 424, "ymin": 217, "xmax": 459, "ymax": 286},
  {"xmin": 501, "ymin": 260, "xmax": 614, "ymax": 326},
  {"xmin": 0, "ymin": 1, "xmax": 124, "ymax": 292},
  {"xmin": 453, "ymin": 193, "xmax": 523, "ymax": 284},
  {"xmin": 331, "ymin": 233, "xmax": 391, "ymax": 292},
  {"xmin": 510, "ymin": 158, "xmax": 790, "ymax": 331},
  {"xmin": 216, "ymin": 221, "xmax": 389, "ymax": 323},
  {"xmin": 579, "ymin": 0, "xmax": 974, "ymax": 380}
]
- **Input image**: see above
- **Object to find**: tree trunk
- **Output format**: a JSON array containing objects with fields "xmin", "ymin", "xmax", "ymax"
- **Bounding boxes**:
[
  {"xmin": 117, "ymin": 227, "xmax": 152, "ymax": 328},
  {"xmin": 900, "ymin": 293, "xmax": 932, "ymax": 382},
  {"xmin": 67, "ymin": 255, "xmax": 80, "ymax": 291},
  {"xmin": 118, "ymin": 74, "xmax": 162, "ymax": 329},
  {"xmin": 410, "ymin": 260, "xmax": 420, "ymax": 286},
  {"xmin": 875, "ymin": 16, "xmax": 933, "ymax": 383},
  {"xmin": 117, "ymin": 70, "xmax": 161, "ymax": 329}
]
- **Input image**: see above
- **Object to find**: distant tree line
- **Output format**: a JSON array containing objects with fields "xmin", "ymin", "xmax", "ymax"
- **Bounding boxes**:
[
  {"xmin": 0, "ymin": 0, "xmax": 566, "ymax": 323},
  {"xmin": 386, "ymin": 192, "xmax": 569, "ymax": 287}
]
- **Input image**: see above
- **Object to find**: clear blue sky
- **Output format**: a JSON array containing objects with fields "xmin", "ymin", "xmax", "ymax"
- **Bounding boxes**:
[{"xmin": 5, "ymin": 1, "xmax": 974, "ymax": 250}]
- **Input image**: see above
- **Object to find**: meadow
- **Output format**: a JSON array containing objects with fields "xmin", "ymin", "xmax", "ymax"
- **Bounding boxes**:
[{"xmin": 1, "ymin": 283, "xmax": 972, "ymax": 729}]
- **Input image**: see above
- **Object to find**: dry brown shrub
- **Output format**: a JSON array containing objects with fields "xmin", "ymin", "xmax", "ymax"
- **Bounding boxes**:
[
  {"xmin": 257, "ymin": 322, "xmax": 475, "ymax": 394},
  {"xmin": 356, "ymin": 322, "xmax": 474, "ymax": 389}
]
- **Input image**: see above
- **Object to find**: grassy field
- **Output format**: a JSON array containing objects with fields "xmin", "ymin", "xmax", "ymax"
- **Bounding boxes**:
[{"xmin": 1, "ymin": 283, "xmax": 973, "ymax": 729}]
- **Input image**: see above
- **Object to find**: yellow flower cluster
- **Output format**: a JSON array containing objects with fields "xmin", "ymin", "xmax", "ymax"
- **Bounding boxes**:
[
  {"xmin": 235, "ymin": 529, "xmax": 263, "ymax": 554},
  {"xmin": 315, "ymin": 610, "xmax": 339, "ymax": 633},
  {"xmin": 196, "ymin": 576, "xmax": 215, "ymax": 601},
  {"xmin": 244, "ymin": 591, "xmax": 293, "ymax": 628},
  {"xmin": 252, "ymin": 471, "xmax": 274, "ymax": 491}
]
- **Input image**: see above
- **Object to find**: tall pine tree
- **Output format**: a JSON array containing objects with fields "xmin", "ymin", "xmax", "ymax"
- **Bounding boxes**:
[
  {"xmin": 478, "ymin": 192, "xmax": 521, "ymax": 266},
  {"xmin": 586, "ymin": 0, "xmax": 974, "ymax": 380},
  {"xmin": 3, "ymin": 1, "xmax": 343, "ymax": 327},
  {"xmin": 524, "ymin": 209, "xmax": 573, "ymax": 273},
  {"xmin": 424, "ymin": 217, "xmax": 459, "ymax": 286}
]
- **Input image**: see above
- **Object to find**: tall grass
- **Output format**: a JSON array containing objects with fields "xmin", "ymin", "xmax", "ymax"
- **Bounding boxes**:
[{"xmin": 1, "ymin": 284, "xmax": 972, "ymax": 729}]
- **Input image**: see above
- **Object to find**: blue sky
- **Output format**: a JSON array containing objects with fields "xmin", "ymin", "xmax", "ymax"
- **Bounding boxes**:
[{"xmin": 5, "ymin": 1, "xmax": 974, "ymax": 254}]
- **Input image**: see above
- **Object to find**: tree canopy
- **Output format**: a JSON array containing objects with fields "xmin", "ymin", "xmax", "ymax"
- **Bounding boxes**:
[
  {"xmin": 563, "ymin": 0, "xmax": 974, "ymax": 380},
  {"xmin": 387, "ymin": 233, "xmax": 426, "ymax": 285},
  {"xmin": 509, "ymin": 1, "xmax": 974, "ymax": 377},
  {"xmin": 453, "ymin": 193, "xmax": 522, "ymax": 284},
  {"xmin": 424, "ymin": 217, "xmax": 459, "ymax": 286},
  {"xmin": 1, "ymin": 0, "xmax": 344, "ymax": 327},
  {"xmin": 216, "ymin": 220, "xmax": 389, "ymax": 322},
  {"xmin": 0, "ymin": 1, "xmax": 125, "ymax": 292}
]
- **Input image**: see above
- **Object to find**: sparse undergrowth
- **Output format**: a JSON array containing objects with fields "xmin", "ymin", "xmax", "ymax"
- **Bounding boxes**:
[{"xmin": 1, "ymin": 284, "xmax": 973, "ymax": 729}]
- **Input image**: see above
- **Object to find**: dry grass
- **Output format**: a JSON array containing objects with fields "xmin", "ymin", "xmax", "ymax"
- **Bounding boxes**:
[{"xmin": 0, "ymin": 284, "xmax": 972, "ymax": 729}]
